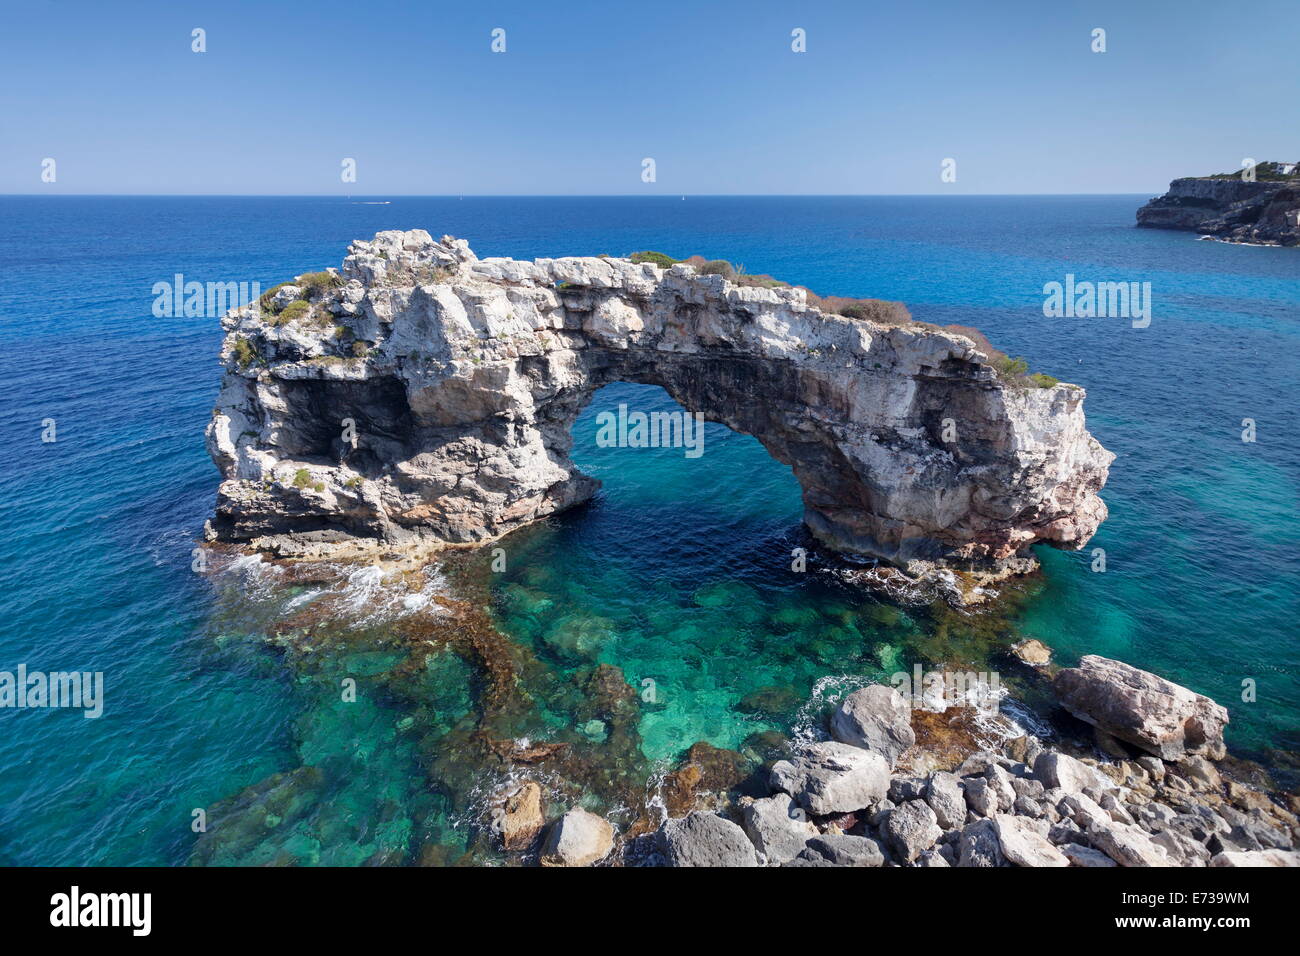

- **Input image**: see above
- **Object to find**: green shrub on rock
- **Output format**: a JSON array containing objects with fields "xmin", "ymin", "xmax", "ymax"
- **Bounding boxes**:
[
  {"xmin": 231, "ymin": 336, "xmax": 259, "ymax": 369},
  {"xmin": 272, "ymin": 300, "xmax": 310, "ymax": 325},
  {"xmin": 296, "ymin": 271, "xmax": 342, "ymax": 299},
  {"xmin": 629, "ymin": 251, "xmax": 680, "ymax": 268}
]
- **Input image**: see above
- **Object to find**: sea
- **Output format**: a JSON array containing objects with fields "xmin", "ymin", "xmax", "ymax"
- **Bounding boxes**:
[{"xmin": 0, "ymin": 195, "xmax": 1296, "ymax": 865}]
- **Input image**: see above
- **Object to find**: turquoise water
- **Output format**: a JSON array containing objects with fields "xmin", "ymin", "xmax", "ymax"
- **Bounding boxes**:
[{"xmin": 1, "ymin": 196, "xmax": 1296, "ymax": 865}]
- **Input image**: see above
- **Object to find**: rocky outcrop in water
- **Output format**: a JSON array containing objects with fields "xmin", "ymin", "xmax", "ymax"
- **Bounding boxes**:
[
  {"xmin": 207, "ymin": 230, "xmax": 1113, "ymax": 596},
  {"xmin": 1137, "ymin": 164, "xmax": 1300, "ymax": 245},
  {"xmin": 1054, "ymin": 655, "xmax": 1230, "ymax": 761}
]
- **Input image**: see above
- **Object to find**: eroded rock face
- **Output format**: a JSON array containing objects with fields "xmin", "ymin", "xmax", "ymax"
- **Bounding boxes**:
[
  {"xmin": 207, "ymin": 230, "xmax": 1114, "ymax": 585},
  {"xmin": 1136, "ymin": 170, "xmax": 1300, "ymax": 246}
]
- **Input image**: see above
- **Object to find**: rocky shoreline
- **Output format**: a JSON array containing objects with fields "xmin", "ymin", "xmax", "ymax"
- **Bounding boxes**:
[
  {"xmin": 492, "ymin": 654, "xmax": 1298, "ymax": 868},
  {"xmin": 1136, "ymin": 163, "xmax": 1300, "ymax": 246}
]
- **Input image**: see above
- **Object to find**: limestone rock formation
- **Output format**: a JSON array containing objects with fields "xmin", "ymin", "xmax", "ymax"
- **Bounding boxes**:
[
  {"xmin": 207, "ymin": 230, "xmax": 1114, "ymax": 591},
  {"xmin": 1053, "ymin": 655, "xmax": 1229, "ymax": 761},
  {"xmin": 1137, "ymin": 164, "xmax": 1300, "ymax": 245}
]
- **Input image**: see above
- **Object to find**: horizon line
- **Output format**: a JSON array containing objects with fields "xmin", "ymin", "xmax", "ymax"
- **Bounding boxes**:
[{"xmin": 0, "ymin": 191, "xmax": 1156, "ymax": 199}]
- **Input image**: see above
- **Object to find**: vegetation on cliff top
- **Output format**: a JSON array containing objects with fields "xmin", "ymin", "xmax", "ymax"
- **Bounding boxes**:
[
  {"xmin": 629, "ymin": 251, "xmax": 1059, "ymax": 388},
  {"xmin": 257, "ymin": 270, "xmax": 343, "ymax": 321},
  {"xmin": 1198, "ymin": 161, "xmax": 1298, "ymax": 182}
]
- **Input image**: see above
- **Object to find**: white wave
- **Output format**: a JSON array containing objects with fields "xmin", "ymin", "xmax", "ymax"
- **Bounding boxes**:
[{"xmin": 790, "ymin": 672, "xmax": 876, "ymax": 745}]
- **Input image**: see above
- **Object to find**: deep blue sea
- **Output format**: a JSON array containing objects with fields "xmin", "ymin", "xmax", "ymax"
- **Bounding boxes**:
[{"xmin": 1, "ymin": 195, "xmax": 1296, "ymax": 865}]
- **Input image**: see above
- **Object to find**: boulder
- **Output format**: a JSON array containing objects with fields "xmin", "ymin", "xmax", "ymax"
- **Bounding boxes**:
[
  {"xmin": 830, "ymin": 685, "xmax": 916, "ymax": 767},
  {"xmin": 539, "ymin": 808, "xmax": 614, "ymax": 866},
  {"xmin": 1177, "ymin": 755, "xmax": 1222, "ymax": 791},
  {"xmin": 1011, "ymin": 639, "xmax": 1052, "ymax": 665},
  {"xmin": 956, "ymin": 819, "xmax": 1006, "ymax": 867},
  {"xmin": 769, "ymin": 742, "xmax": 890, "ymax": 816},
  {"xmin": 925, "ymin": 772, "xmax": 966, "ymax": 829},
  {"xmin": 994, "ymin": 814, "xmax": 1070, "ymax": 867},
  {"xmin": 1033, "ymin": 751, "xmax": 1100, "ymax": 795},
  {"xmin": 1210, "ymin": 849, "xmax": 1300, "ymax": 867},
  {"xmin": 1151, "ymin": 828, "xmax": 1211, "ymax": 867},
  {"xmin": 1088, "ymin": 820, "xmax": 1171, "ymax": 867},
  {"xmin": 888, "ymin": 776, "xmax": 927, "ymax": 803},
  {"xmin": 657, "ymin": 811, "xmax": 758, "ymax": 867},
  {"xmin": 785, "ymin": 834, "xmax": 886, "ymax": 868},
  {"xmin": 1061, "ymin": 843, "xmax": 1117, "ymax": 867},
  {"xmin": 985, "ymin": 764, "xmax": 1017, "ymax": 811},
  {"xmin": 1059, "ymin": 792, "xmax": 1110, "ymax": 830},
  {"xmin": 916, "ymin": 848, "xmax": 952, "ymax": 867},
  {"xmin": 964, "ymin": 777, "xmax": 998, "ymax": 818},
  {"xmin": 1053, "ymin": 655, "xmax": 1228, "ymax": 760},
  {"xmin": 742, "ymin": 793, "xmax": 817, "ymax": 866},
  {"xmin": 499, "ymin": 782, "xmax": 545, "ymax": 850},
  {"xmin": 883, "ymin": 800, "xmax": 943, "ymax": 862}
]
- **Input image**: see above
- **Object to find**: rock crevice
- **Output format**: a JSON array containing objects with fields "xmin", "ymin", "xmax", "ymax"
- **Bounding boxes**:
[{"xmin": 207, "ymin": 230, "xmax": 1113, "ymax": 584}]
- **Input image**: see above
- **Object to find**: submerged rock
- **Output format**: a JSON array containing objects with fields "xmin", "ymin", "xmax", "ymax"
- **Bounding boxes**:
[
  {"xmin": 1053, "ymin": 655, "xmax": 1229, "ymax": 761},
  {"xmin": 662, "ymin": 741, "xmax": 755, "ymax": 816},
  {"xmin": 207, "ymin": 231, "xmax": 1113, "ymax": 594},
  {"xmin": 1011, "ymin": 638, "xmax": 1052, "ymax": 666},
  {"xmin": 736, "ymin": 684, "xmax": 801, "ymax": 717}
]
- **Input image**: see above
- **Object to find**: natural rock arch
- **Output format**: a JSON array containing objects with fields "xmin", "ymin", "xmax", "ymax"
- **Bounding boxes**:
[{"xmin": 207, "ymin": 231, "xmax": 1113, "ymax": 593}]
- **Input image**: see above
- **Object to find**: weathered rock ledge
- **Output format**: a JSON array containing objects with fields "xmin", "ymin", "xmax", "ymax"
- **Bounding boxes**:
[
  {"xmin": 207, "ymin": 230, "xmax": 1113, "ymax": 592},
  {"xmin": 1137, "ymin": 164, "xmax": 1300, "ymax": 246}
]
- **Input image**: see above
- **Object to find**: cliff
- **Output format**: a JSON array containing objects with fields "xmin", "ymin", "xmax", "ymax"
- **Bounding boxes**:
[
  {"xmin": 205, "ymin": 230, "xmax": 1114, "ymax": 595},
  {"xmin": 1137, "ymin": 162, "xmax": 1300, "ymax": 245}
]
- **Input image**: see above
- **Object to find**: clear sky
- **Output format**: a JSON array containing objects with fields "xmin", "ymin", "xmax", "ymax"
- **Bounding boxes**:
[{"xmin": 1, "ymin": 0, "xmax": 1294, "ymax": 195}]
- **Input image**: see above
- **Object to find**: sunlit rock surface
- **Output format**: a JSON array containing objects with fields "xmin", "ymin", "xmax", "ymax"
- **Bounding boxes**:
[{"xmin": 207, "ymin": 230, "xmax": 1113, "ymax": 590}]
